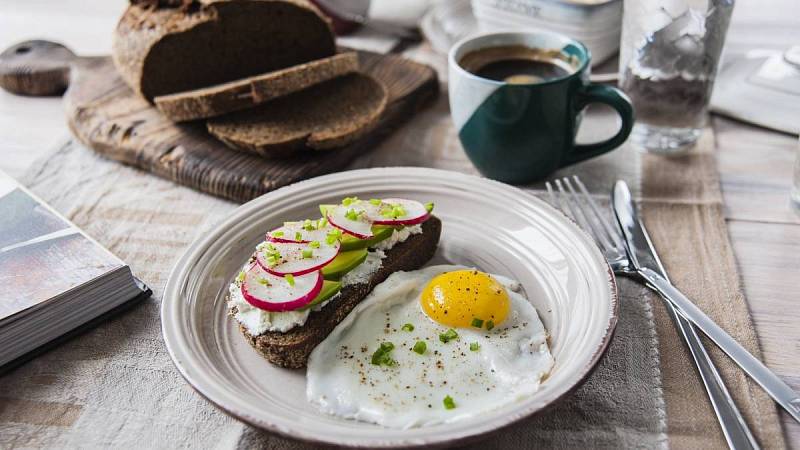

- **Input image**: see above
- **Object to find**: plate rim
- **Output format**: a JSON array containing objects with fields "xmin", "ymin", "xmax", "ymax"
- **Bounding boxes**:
[{"xmin": 161, "ymin": 167, "xmax": 619, "ymax": 448}]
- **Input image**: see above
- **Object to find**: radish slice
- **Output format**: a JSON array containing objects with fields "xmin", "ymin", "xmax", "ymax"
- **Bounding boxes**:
[
  {"xmin": 369, "ymin": 198, "xmax": 431, "ymax": 225},
  {"xmin": 255, "ymin": 240, "xmax": 340, "ymax": 276},
  {"xmin": 327, "ymin": 204, "xmax": 374, "ymax": 239},
  {"xmin": 267, "ymin": 219, "xmax": 330, "ymax": 243},
  {"xmin": 241, "ymin": 264, "xmax": 322, "ymax": 312}
]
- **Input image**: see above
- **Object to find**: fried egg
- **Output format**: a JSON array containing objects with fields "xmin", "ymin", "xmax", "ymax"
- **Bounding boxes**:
[{"xmin": 306, "ymin": 265, "xmax": 554, "ymax": 428}]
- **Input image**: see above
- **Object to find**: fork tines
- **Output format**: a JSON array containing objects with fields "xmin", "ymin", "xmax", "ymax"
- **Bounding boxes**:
[{"xmin": 545, "ymin": 176, "xmax": 624, "ymax": 254}]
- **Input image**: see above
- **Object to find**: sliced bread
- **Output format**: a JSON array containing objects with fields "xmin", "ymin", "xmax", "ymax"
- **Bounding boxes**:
[
  {"xmin": 234, "ymin": 216, "xmax": 442, "ymax": 368},
  {"xmin": 206, "ymin": 72, "xmax": 389, "ymax": 157},
  {"xmin": 112, "ymin": 0, "xmax": 335, "ymax": 101},
  {"xmin": 153, "ymin": 52, "xmax": 359, "ymax": 122}
]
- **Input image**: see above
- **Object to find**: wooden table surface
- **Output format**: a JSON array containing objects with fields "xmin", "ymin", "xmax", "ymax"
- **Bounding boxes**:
[{"xmin": 1, "ymin": 0, "xmax": 798, "ymax": 446}]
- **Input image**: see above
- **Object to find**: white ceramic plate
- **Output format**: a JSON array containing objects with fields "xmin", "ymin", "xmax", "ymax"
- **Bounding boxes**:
[{"xmin": 161, "ymin": 167, "xmax": 618, "ymax": 448}]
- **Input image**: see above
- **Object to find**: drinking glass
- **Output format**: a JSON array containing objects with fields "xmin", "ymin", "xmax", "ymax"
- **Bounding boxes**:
[{"xmin": 619, "ymin": 0, "xmax": 734, "ymax": 155}]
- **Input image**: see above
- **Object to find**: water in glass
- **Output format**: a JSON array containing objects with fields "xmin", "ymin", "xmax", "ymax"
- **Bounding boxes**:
[{"xmin": 619, "ymin": 0, "xmax": 734, "ymax": 155}]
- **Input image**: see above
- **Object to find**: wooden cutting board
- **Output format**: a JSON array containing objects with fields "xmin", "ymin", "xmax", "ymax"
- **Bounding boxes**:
[{"xmin": 0, "ymin": 40, "xmax": 439, "ymax": 203}]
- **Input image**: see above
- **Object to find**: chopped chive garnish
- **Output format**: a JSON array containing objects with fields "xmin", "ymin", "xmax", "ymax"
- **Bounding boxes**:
[
  {"xmin": 486, "ymin": 320, "xmax": 495, "ymax": 331},
  {"xmin": 401, "ymin": 323, "xmax": 414, "ymax": 332},
  {"xmin": 345, "ymin": 209, "xmax": 361, "ymax": 221},
  {"xmin": 425, "ymin": 202, "xmax": 434, "ymax": 213},
  {"xmin": 308, "ymin": 241, "xmax": 320, "ymax": 249},
  {"xmin": 369, "ymin": 198, "xmax": 382, "ymax": 206},
  {"xmin": 302, "ymin": 249, "xmax": 313, "ymax": 259},
  {"xmin": 285, "ymin": 274, "xmax": 295, "ymax": 287},
  {"xmin": 264, "ymin": 245, "xmax": 282, "ymax": 267},
  {"xmin": 413, "ymin": 341, "xmax": 426, "ymax": 355},
  {"xmin": 236, "ymin": 271, "xmax": 246, "ymax": 284},
  {"xmin": 471, "ymin": 317, "xmax": 484, "ymax": 328},
  {"xmin": 439, "ymin": 328, "xmax": 459, "ymax": 343},
  {"xmin": 371, "ymin": 342, "xmax": 397, "ymax": 366},
  {"xmin": 272, "ymin": 231, "xmax": 284, "ymax": 237},
  {"xmin": 379, "ymin": 203, "xmax": 407, "ymax": 219},
  {"xmin": 295, "ymin": 231, "xmax": 302, "ymax": 241},
  {"xmin": 317, "ymin": 218, "xmax": 328, "ymax": 228},
  {"xmin": 443, "ymin": 395, "xmax": 456, "ymax": 410},
  {"xmin": 470, "ymin": 342, "xmax": 480, "ymax": 351},
  {"xmin": 342, "ymin": 196, "xmax": 359, "ymax": 206},
  {"xmin": 257, "ymin": 277, "xmax": 271, "ymax": 286},
  {"xmin": 303, "ymin": 219, "xmax": 316, "ymax": 231},
  {"xmin": 326, "ymin": 229, "xmax": 342, "ymax": 245}
]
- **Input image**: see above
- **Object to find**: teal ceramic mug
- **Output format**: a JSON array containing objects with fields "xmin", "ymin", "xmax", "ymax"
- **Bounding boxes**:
[{"xmin": 448, "ymin": 31, "xmax": 634, "ymax": 183}]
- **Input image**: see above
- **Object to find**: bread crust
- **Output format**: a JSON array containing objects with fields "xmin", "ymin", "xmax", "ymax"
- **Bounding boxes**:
[
  {"xmin": 233, "ymin": 216, "xmax": 442, "ymax": 369},
  {"xmin": 154, "ymin": 52, "xmax": 359, "ymax": 122},
  {"xmin": 112, "ymin": 0, "xmax": 335, "ymax": 101}
]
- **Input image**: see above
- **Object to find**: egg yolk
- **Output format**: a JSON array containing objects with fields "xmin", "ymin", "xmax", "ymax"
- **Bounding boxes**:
[{"xmin": 420, "ymin": 270, "xmax": 510, "ymax": 328}]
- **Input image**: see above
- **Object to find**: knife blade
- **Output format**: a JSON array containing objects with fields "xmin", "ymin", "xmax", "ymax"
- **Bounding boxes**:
[
  {"xmin": 612, "ymin": 180, "xmax": 759, "ymax": 450},
  {"xmin": 610, "ymin": 181, "xmax": 660, "ymax": 273},
  {"xmin": 612, "ymin": 180, "xmax": 800, "ymax": 426}
]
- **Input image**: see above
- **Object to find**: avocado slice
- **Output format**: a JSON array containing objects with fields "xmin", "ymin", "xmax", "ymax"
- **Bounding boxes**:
[
  {"xmin": 340, "ymin": 226, "xmax": 394, "ymax": 251},
  {"xmin": 322, "ymin": 248, "xmax": 368, "ymax": 280},
  {"xmin": 300, "ymin": 280, "xmax": 341, "ymax": 310}
]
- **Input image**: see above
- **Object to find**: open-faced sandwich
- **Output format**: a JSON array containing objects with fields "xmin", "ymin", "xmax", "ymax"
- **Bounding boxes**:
[{"xmin": 228, "ymin": 197, "xmax": 442, "ymax": 368}]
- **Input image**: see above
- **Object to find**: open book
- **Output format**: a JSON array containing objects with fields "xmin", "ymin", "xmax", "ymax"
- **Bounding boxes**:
[{"xmin": 0, "ymin": 170, "xmax": 150, "ymax": 371}]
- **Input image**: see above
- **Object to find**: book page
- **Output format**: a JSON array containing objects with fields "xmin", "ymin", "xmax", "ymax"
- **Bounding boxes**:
[{"xmin": 0, "ymin": 173, "xmax": 124, "ymax": 320}]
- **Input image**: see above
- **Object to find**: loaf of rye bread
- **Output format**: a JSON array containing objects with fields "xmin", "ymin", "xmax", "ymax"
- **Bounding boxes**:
[
  {"xmin": 153, "ymin": 52, "xmax": 359, "ymax": 122},
  {"xmin": 206, "ymin": 72, "xmax": 388, "ymax": 157},
  {"xmin": 234, "ymin": 216, "xmax": 442, "ymax": 368},
  {"xmin": 112, "ymin": 0, "xmax": 335, "ymax": 101}
]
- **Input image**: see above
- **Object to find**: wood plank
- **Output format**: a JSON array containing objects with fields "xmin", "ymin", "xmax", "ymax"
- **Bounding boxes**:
[
  {"xmin": 0, "ymin": 91, "xmax": 68, "ymax": 178},
  {"xmin": 714, "ymin": 116, "xmax": 800, "ymax": 225},
  {"xmin": 728, "ymin": 220, "xmax": 800, "ymax": 446},
  {"xmin": 724, "ymin": 0, "xmax": 800, "ymax": 56},
  {"xmin": 0, "ymin": 0, "xmax": 127, "ymax": 179}
]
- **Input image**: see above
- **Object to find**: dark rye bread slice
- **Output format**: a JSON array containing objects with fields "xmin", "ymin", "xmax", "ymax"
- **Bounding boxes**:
[
  {"xmin": 154, "ymin": 52, "xmax": 359, "ymax": 122},
  {"xmin": 113, "ymin": 0, "xmax": 335, "ymax": 101},
  {"xmin": 235, "ymin": 216, "xmax": 442, "ymax": 369},
  {"xmin": 206, "ymin": 72, "xmax": 388, "ymax": 157}
]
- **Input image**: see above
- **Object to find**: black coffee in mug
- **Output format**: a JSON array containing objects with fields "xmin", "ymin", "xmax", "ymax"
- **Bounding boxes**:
[
  {"xmin": 458, "ymin": 45, "xmax": 577, "ymax": 84},
  {"xmin": 449, "ymin": 32, "xmax": 634, "ymax": 183}
]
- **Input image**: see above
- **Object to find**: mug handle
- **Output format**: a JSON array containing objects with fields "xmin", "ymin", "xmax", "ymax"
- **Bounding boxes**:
[{"xmin": 564, "ymin": 84, "xmax": 634, "ymax": 165}]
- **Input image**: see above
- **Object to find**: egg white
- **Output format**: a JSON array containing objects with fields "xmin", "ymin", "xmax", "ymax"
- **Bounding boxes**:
[{"xmin": 306, "ymin": 265, "xmax": 554, "ymax": 429}]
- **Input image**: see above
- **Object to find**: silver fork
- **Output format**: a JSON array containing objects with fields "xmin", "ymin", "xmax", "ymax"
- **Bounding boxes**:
[{"xmin": 546, "ymin": 175, "xmax": 759, "ymax": 450}]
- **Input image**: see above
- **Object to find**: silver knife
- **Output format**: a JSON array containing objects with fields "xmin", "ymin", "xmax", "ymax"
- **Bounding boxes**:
[
  {"xmin": 612, "ymin": 181, "xmax": 759, "ymax": 450},
  {"xmin": 612, "ymin": 180, "xmax": 800, "ymax": 426}
]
